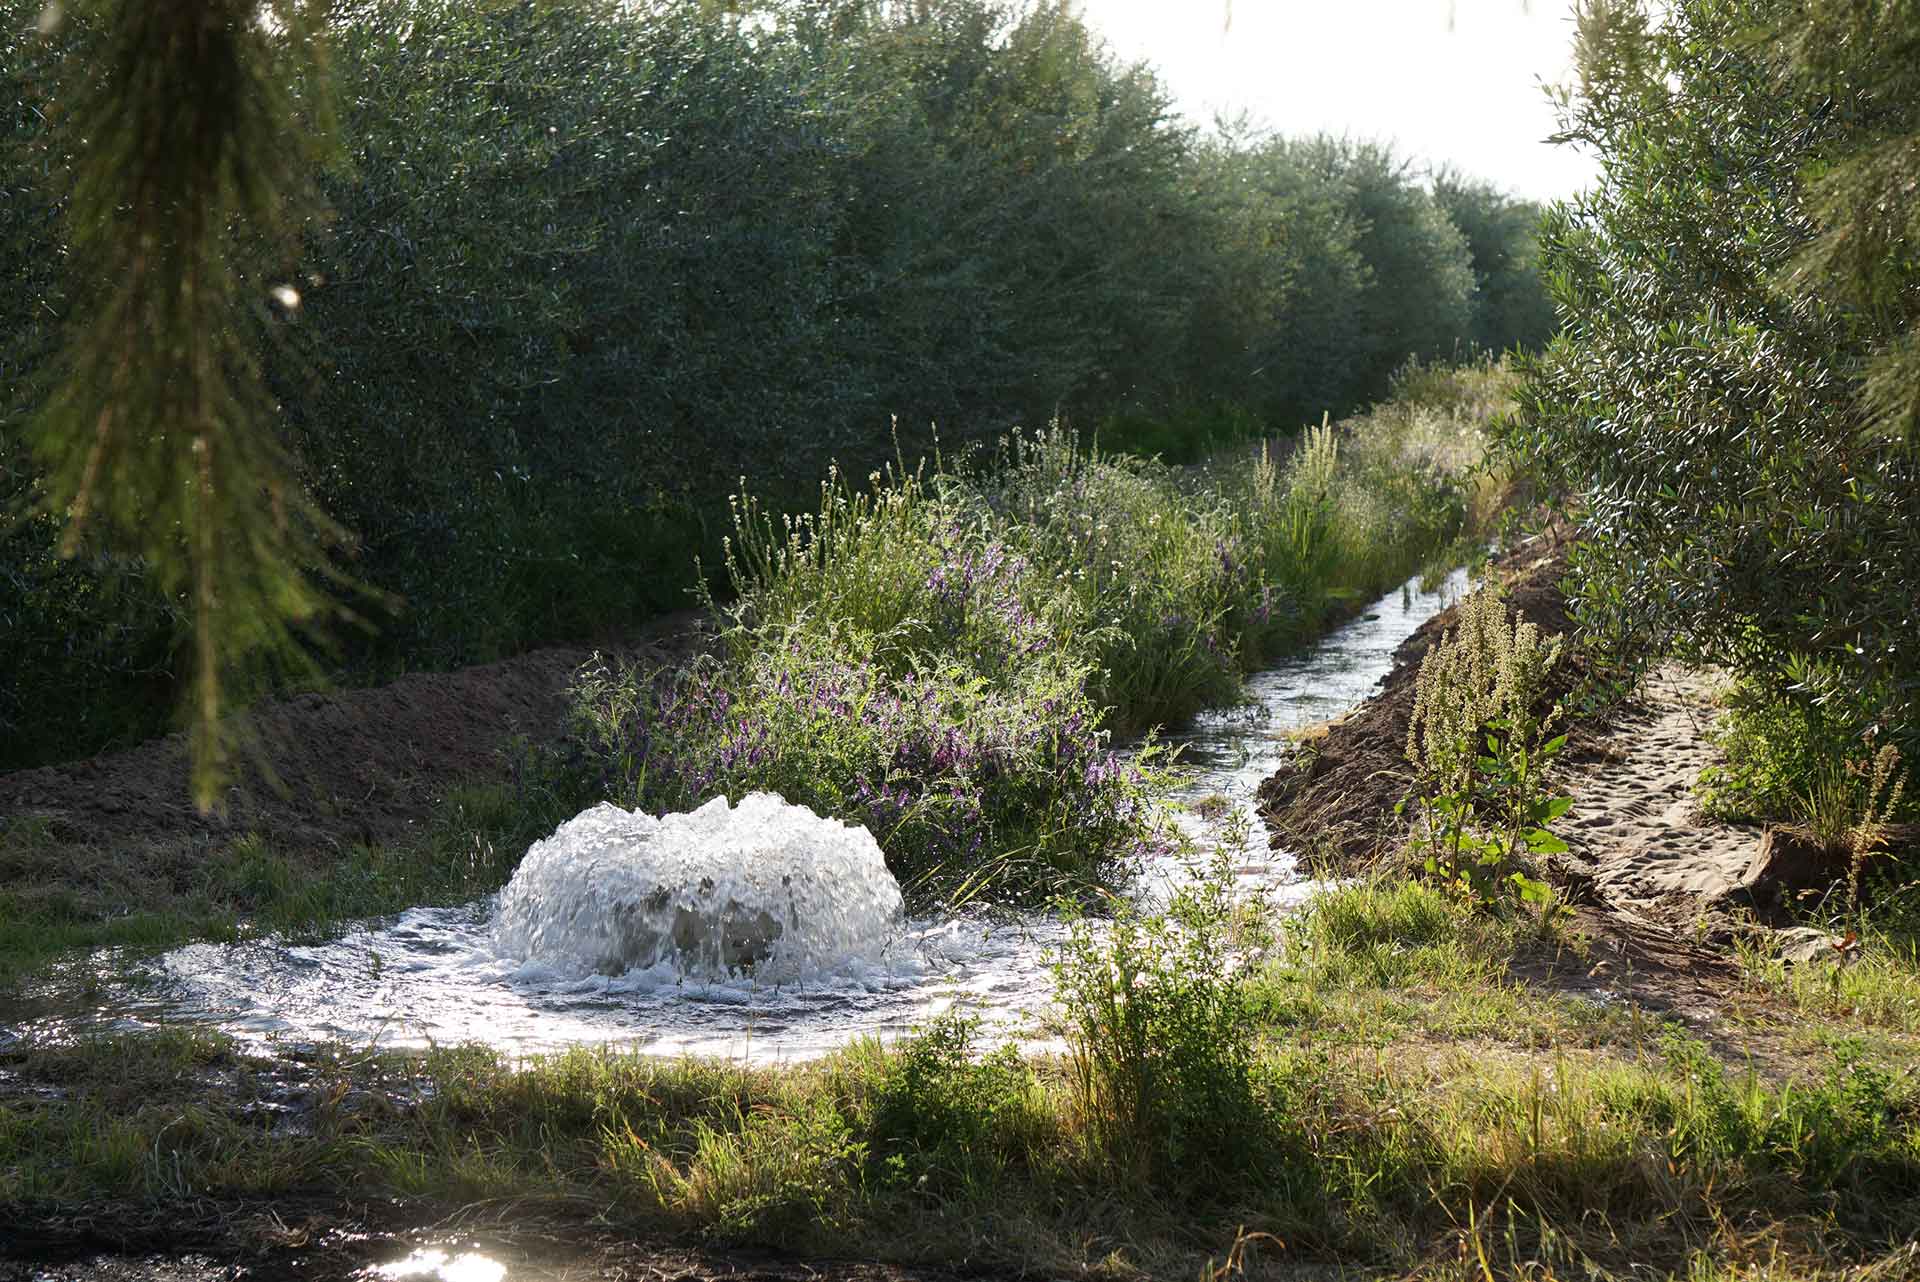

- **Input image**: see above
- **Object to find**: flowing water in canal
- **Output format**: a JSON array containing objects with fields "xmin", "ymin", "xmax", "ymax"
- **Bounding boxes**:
[{"xmin": 4, "ymin": 569, "xmax": 1464, "ymax": 1062}]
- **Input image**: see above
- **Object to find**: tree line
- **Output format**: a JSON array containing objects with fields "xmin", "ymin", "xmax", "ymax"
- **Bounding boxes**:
[{"xmin": 0, "ymin": 0, "xmax": 1552, "ymax": 777}]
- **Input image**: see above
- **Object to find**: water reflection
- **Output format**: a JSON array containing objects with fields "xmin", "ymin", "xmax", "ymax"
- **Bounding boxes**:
[{"xmin": 371, "ymin": 1249, "xmax": 507, "ymax": 1282}]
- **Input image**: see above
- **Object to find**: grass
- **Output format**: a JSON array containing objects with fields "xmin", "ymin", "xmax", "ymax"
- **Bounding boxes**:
[
  {"xmin": 1249, "ymin": 880, "xmax": 1641, "ymax": 1054},
  {"xmin": 0, "ymin": 774, "xmax": 572, "ymax": 985},
  {"xmin": 6, "ymin": 874, "xmax": 1920, "ymax": 1279},
  {"xmin": 1733, "ymin": 886, "xmax": 1920, "ymax": 1037}
]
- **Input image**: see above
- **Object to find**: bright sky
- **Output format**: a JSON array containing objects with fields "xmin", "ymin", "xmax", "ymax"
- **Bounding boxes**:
[{"xmin": 1073, "ymin": 0, "xmax": 1598, "ymax": 202}]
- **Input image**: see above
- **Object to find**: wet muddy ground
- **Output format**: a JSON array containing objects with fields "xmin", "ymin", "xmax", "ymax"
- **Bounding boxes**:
[{"xmin": 3, "ymin": 1226, "xmax": 978, "ymax": 1282}]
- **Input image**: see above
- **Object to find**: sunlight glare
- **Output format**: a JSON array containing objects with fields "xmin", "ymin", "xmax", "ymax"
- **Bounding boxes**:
[
  {"xmin": 1074, "ymin": 0, "xmax": 1597, "ymax": 198},
  {"xmin": 374, "ymin": 1248, "xmax": 508, "ymax": 1282}
]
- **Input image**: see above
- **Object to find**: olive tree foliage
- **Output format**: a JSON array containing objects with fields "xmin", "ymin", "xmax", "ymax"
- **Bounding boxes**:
[
  {"xmin": 1, "ymin": 7, "xmax": 183, "ymax": 762},
  {"xmin": 1280, "ymin": 137, "xmax": 1478, "ymax": 397},
  {"xmin": 293, "ymin": 0, "xmax": 850, "ymax": 668},
  {"xmin": 785, "ymin": 0, "xmax": 1204, "ymax": 426},
  {"xmin": 3, "ymin": 0, "xmax": 1534, "ymax": 781},
  {"xmin": 1179, "ymin": 124, "xmax": 1373, "ymax": 427},
  {"xmin": 1508, "ymin": 0, "xmax": 1920, "ymax": 742},
  {"xmin": 1170, "ymin": 127, "xmax": 1539, "ymax": 428},
  {"xmin": 1430, "ymin": 168, "xmax": 1556, "ymax": 355},
  {"xmin": 9, "ymin": 0, "xmax": 347, "ymax": 808},
  {"xmin": 294, "ymin": 0, "xmax": 1208, "ymax": 666},
  {"xmin": 1783, "ymin": 0, "xmax": 1920, "ymax": 447}
]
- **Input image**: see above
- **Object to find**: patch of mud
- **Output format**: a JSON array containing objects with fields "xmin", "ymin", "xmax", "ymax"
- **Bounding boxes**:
[
  {"xmin": 0, "ymin": 614, "xmax": 706, "ymax": 859},
  {"xmin": 0, "ymin": 1215, "xmax": 979, "ymax": 1282},
  {"xmin": 1256, "ymin": 536, "xmax": 1584, "ymax": 872}
]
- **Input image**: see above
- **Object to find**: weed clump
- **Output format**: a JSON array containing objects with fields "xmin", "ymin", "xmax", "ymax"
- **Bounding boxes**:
[
  {"xmin": 1404, "ymin": 588, "xmax": 1569, "ymax": 909},
  {"xmin": 864, "ymin": 1016, "xmax": 1046, "ymax": 1196},
  {"xmin": 561, "ymin": 378, "xmax": 1489, "ymax": 905},
  {"xmin": 1052, "ymin": 821, "xmax": 1278, "ymax": 1190}
]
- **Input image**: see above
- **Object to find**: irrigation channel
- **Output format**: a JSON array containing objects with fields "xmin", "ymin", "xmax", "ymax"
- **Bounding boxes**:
[{"xmin": 6, "ymin": 570, "xmax": 1465, "ymax": 1063}]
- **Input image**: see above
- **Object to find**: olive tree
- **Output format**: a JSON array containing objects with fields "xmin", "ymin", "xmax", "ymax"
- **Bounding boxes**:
[{"xmin": 1511, "ymin": 0, "xmax": 1920, "ymax": 747}]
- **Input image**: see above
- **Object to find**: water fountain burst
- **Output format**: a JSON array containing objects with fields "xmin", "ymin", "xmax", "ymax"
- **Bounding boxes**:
[{"xmin": 492, "ymin": 792, "xmax": 906, "ymax": 981}]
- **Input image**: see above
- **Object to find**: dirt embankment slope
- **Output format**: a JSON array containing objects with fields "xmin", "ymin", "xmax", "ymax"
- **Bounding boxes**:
[
  {"xmin": 1257, "ymin": 540, "xmax": 1911, "ymax": 943},
  {"xmin": 1257, "ymin": 538, "xmax": 1584, "ymax": 875},
  {"xmin": 0, "ymin": 613, "xmax": 706, "ymax": 860}
]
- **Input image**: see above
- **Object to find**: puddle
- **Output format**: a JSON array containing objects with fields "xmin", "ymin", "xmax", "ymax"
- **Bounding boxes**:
[{"xmin": 368, "ymin": 1251, "xmax": 506, "ymax": 1282}]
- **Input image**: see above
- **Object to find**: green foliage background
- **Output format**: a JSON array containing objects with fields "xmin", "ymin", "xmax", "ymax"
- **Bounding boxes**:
[{"xmin": 1, "ymin": 0, "xmax": 1553, "ymax": 771}]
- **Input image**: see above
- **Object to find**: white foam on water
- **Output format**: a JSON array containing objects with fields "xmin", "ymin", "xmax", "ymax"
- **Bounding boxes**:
[{"xmin": 492, "ymin": 793, "xmax": 908, "ymax": 983}]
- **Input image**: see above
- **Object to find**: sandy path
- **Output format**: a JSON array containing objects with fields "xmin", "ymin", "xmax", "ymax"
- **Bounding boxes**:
[{"xmin": 1556, "ymin": 665, "xmax": 1761, "ymax": 928}]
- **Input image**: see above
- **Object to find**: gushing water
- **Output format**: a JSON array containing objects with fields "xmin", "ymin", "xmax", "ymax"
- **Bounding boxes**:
[
  {"xmin": 0, "ymin": 570, "xmax": 1466, "ymax": 1060},
  {"xmin": 492, "ymin": 793, "xmax": 905, "ymax": 980}
]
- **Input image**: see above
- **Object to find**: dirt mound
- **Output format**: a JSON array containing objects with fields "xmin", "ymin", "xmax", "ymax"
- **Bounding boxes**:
[
  {"xmin": 1256, "ymin": 538, "xmax": 1583, "ymax": 872},
  {"xmin": 0, "ymin": 613, "xmax": 706, "ymax": 859}
]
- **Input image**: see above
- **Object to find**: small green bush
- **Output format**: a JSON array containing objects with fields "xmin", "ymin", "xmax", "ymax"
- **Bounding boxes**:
[
  {"xmin": 865, "ymin": 1016, "xmax": 1044, "ymax": 1195},
  {"xmin": 1051, "ymin": 824, "xmax": 1276, "ymax": 1191},
  {"xmin": 1701, "ymin": 678, "xmax": 1901, "ymax": 827}
]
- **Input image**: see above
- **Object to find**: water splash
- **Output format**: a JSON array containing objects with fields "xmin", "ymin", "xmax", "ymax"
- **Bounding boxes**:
[{"xmin": 492, "ymin": 793, "xmax": 906, "ymax": 981}]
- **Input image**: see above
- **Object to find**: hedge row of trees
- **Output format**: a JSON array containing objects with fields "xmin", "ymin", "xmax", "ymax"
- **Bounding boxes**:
[{"xmin": 1, "ymin": 0, "xmax": 1554, "ymax": 771}]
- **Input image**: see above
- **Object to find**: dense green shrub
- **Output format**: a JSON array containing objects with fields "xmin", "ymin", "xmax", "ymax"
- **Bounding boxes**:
[
  {"xmin": 1052, "ymin": 828, "xmax": 1276, "ymax": 1189},
  {"xmin": 0, "ymin": 498, "xmax": 181, "ymax": 756},
  {"xmin": 1507, "ymin": 0, "xmax": 1920, "ymax": 810},
  {"xmin": 1431, "ymin": 169, "xmax": 1556, "ymax": 356}
]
